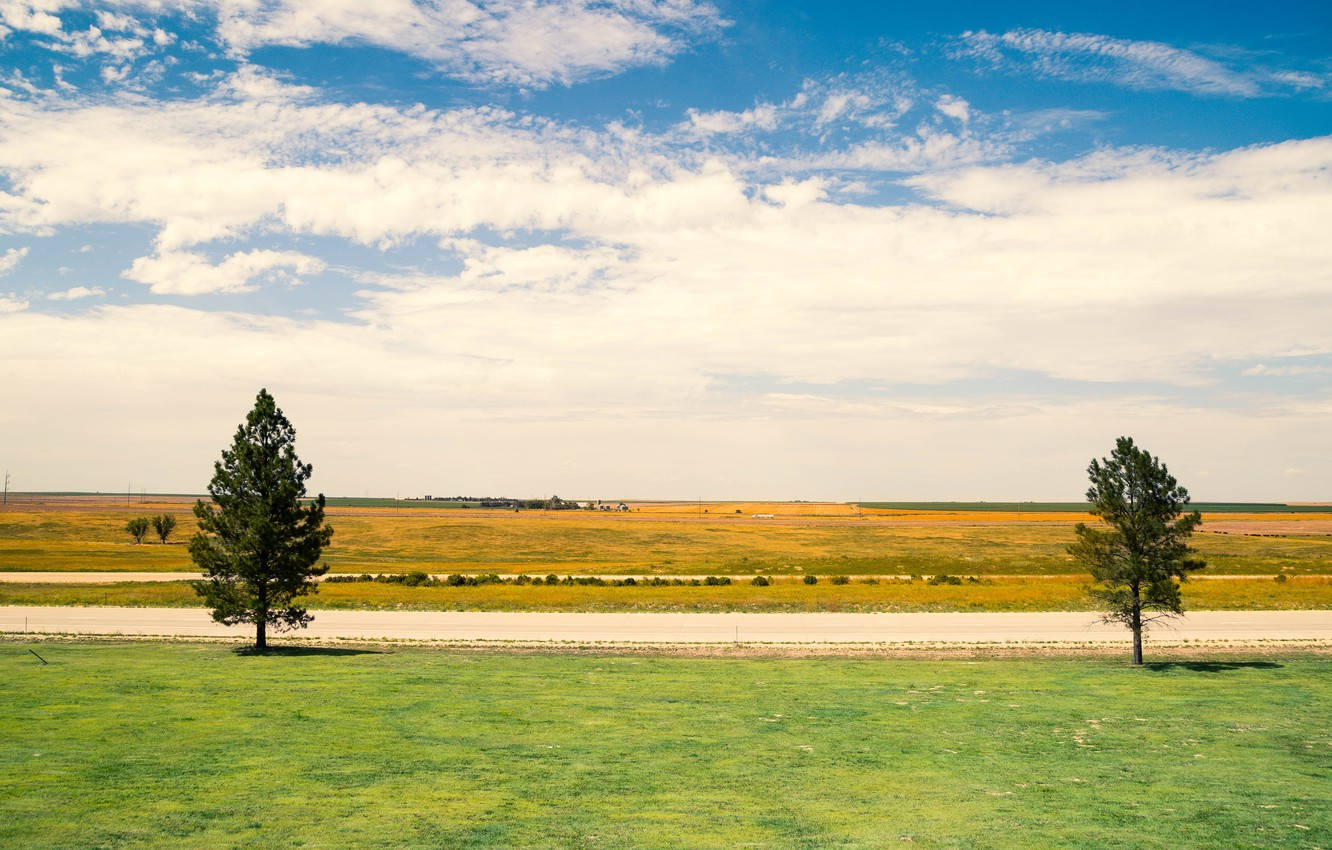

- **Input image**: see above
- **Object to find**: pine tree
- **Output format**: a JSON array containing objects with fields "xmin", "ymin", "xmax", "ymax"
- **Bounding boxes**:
[
  {"xmin": 190, "ymin": 389, "xmax": 333, "ymax": 650},
  {"xmin": 1070, "ymin": 436, "xmax": 1205, "ymax": 665}
]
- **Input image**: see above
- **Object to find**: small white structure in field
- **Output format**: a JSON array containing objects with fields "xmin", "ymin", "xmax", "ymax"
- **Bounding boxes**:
[{"xmin": 752, "ymin": 513, "xmax": 775, "ymax": 519}]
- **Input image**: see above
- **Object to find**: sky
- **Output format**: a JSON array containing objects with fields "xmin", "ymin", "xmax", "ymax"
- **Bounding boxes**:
[{"xmin": 0, "ymin": 1, "xmax": 1330, "ymax": 501}]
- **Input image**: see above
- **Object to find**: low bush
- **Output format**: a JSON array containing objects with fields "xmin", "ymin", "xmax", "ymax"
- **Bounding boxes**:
[
  {"xmin": 803, "ymin": 575, "xmax": 818, "ymax": 585},
  {"xmin": 929, "ymin": 574, "xmax": 964, "ymax": 586},
  {"xmin": 702, "ymin": 576, "xmax": 731, "ymax": 586},
  {"xmin": 830, "ymin": 575, "xmax": 850, "ymax": 585},
  {"xmin": 750, "ymin": 575, "xmax": 769, "ymax": 587}
]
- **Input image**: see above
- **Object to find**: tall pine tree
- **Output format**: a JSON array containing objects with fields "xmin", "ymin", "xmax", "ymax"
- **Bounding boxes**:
[
  {"xmin": 1070, "ymin": 436, "xmax": 1205, "ymax": 665},
  {"xmin": 191, "ymin": 389, "xmax": 333, "ymax": 650}
]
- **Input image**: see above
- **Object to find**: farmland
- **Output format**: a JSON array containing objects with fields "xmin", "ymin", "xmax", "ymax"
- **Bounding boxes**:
[
  {"xmin": 3, "ymin": 575, "xmax": 1331, "ymax": 613},
  {"xmin": 3, "ymin": 641, "xmax": 1328, "ymax": 848},
  {"xmin": 3, "ymin": 497, "xmax": 1331, "ymax": 578}
]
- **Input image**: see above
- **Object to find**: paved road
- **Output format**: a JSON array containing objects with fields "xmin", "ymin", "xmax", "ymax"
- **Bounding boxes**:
[{"xmin": 1, "ymin": 607, "xmax": 1328, "ymax": 643}]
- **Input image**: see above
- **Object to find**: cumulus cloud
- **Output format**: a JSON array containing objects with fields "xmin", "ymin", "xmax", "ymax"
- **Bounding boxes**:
[
  {"xmin": 680, "ymin": 103, "xmax": 780, "ymax": 137},
  {"xmin": 46, "ymin": 284, "xmax": 106, "ymax": 300},
  {"xmin": 1242, "ymin": 363, "xmax": 1332, "ymax": 377},
  {"xmin": 0, "ymin": 245, "xmax": 28, "ymax": 275},
  {"xmin": 124, "ymin": 249, "xmax": 327, "ymax": 294},
  {"xmin": 1, "ymin": 62, "xmax": 1331, "ymax": 495},
  {"xmin": 955, "ymin": 28, "xmax": 1328, "ymax": 97},
  {"xmin": 0, "ymin": 292, "xmax": 27, "ymax": 312},
  {"xmin": 0, "ymin": 0, "xmax": 727, "ymax": 87}
]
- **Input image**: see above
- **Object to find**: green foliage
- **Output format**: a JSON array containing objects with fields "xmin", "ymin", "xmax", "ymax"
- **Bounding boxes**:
[
  {"xmin": 803, "ymin": 574, "xmax": 818, "ymax": 585},
  {"xmin": 190, "ymin": 389, "xmax": 333, "ymax": 649},
  {"xmin": 750, "ymin": 575, "xmax": 770, "ymax": 586},
  {"xmin": 124, "ymin": 516, "xmax": 150, "ymax": 544},
  {"xmin": 151, "ymin": 513, "xmax": 177, "ymax": 544},
  {"xmin": 830, "ymin": 575, "xmax": 850, "ymax": 585},
  {"xmin": 1070, "ymin": 436, "xmax": 1205, "ymax": 664},
  {"xmin": 928, "ymin": 574, "xmax": 963, "ymax": 586}
]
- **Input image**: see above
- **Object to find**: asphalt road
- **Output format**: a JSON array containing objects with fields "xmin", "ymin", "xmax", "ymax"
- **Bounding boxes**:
[{"xmin": 1, "ymin": 607, "xmax": 1328, "ymax": 643}]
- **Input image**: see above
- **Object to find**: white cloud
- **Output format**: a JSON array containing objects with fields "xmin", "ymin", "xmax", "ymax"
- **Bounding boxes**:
[
  {"xmin": 1, "ymin": 0, "xmax": 727, "ymax": 88},
  {"xmin": 0, "ymin": 292, "xmax": 27, "ymax": 312},
  {"xmin": 124, "ymin": 249, "xmax": 326, "ymax": 294},
  {"xmin": 935, "ymin": 94, "xmax": 969, "ymax": 123},
  {"xmin": 1242, "ymin": 363, "xmax": 1332, "ymax": 377},
  {"xmin": 955, "ymin": 28, "xmax": 1328, "ymax": 97},
  {"xmin": 224, "ymin": 0, "xmax": 727, "ymax": 86},
  {"xmin": 1, "ymin": 69, "xmax": 1332, "ymax": 496},
  {"xmin": 681, "ymin": 103, "xmax": 779, "ymax": 136},
  {"xmin": 0, "ymin": 245, "xmax": 28, "ymax": 275},
  {"xmin": 47, "ymin": 284, "xmax": 106, "ymax": 299}
]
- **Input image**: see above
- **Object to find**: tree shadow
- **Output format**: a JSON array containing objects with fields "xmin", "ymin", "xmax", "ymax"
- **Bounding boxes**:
[
  {"xmin": 232, "ymin": 645, "xmax": 383, "ymax": 657},
  {"xmin": 1144, "ymin": 661, "xmax": 1282, "ymax": 672}
]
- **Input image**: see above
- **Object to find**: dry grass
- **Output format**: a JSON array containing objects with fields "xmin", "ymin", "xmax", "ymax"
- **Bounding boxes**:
[
  {"xmin": 3, "ymin": 498, "xmax": 1331, "ymax": 576},
  {"xmin": 3, "ymin": 575, "xmax": 1329, "ymax": 613}
]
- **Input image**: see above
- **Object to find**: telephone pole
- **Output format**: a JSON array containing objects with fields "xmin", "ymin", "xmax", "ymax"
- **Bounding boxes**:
[{"xmin": 2, "ymin": 470, "xmax": 9, "ymax": 506}]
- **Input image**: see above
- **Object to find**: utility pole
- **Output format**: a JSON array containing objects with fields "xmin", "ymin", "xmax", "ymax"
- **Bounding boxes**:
[{"xmin": 2, "ymin": 469, "xmax": 9, "ymax": 506}]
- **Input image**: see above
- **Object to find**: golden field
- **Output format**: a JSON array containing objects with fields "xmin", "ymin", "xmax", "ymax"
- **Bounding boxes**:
[
  {"xmin": 3, "ymin": 575, "xmax": 1330, "ymax": 613},
  {"xmin": 1, "ymin": 497, "xmax": 1330, "ymax": 576}
]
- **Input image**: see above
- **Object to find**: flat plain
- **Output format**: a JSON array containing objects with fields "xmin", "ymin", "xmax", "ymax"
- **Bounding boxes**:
[
  {"xmin": 4, "ymin": 496, "xmax": 1332, "ymax": 576},
  {"xmin": 4, "ymin": 496, "xmax": 1331, "ymax": 613},
  {"xmin": 2, "ymin": 641, "xmax": 1328, "ymax": 848}
]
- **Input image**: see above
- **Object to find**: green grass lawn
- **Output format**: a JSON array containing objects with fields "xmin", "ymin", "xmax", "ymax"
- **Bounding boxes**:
[{"xmin": 2, "ymin": 642, "xmax": 1328, "ymax": 848}]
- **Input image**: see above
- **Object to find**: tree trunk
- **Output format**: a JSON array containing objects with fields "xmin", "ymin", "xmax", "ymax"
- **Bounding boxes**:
[
  {"xmin": 255, "ymin": 580, "xmax": 268, "ymax": 651},
  {"xmin": 1130, "ymin": 584, "xmax": 1143, "ymax": 666}
]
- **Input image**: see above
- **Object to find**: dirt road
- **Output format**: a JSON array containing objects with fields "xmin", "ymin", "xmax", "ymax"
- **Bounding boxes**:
[{"xmin": 2, "ymin": 607, "xmax": 1328, "ymax": 644}]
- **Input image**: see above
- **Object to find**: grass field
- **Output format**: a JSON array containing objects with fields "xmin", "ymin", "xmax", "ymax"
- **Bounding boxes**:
[
  {"xmin": 3, "ymin": 501, "xmax": 1331, "ymax": 577},
  {"xmin": 3, "ymin": 575, "xmax": 1330, "ymax": 613},
  {"xmin": 857, "ymin": 501, "xmax": 1332, "ymax": 513},
  {"xmin": 3, "ymin": 641, "xmax": 1328, "ymax": 848}
]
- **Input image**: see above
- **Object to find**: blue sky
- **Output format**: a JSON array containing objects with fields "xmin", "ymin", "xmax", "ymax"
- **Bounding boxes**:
[{"xmin": 0, "ymin": 0, "xmax": 1330, "ymax": 499}]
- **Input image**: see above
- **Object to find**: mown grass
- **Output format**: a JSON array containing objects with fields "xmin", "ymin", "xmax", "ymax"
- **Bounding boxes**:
[
  {"xmin": 3, "ymin": 506, "xmax": 1331, "ymax": 576},
  {"xmin": 3, "ymin": 576, "xmax": 1330, "ymax": 613},
  {"xmin": 2, "ymin": 642, "xmax": 1328, "ymax": 848}
]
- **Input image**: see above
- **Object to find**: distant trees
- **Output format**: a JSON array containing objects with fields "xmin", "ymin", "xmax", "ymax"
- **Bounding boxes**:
[
  {"xmin": 152, "ymin": 514, "xmax": 177, "ymax": 544},
  {"xmin": 1070, "ymin": 436, "xmax": 1205, "ymax": 665},
  {"xmin": 190, "ymin": 389, "xmax": 333, "ymax": 651},
  {"xmin": 125, "ymin": 516, "xmax": 150, "ymax": 544}
]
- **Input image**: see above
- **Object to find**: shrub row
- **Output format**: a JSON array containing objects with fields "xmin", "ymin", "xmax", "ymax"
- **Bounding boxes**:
[{"xmin": 321, "ymin": 573, "xmax": 985, "ymax": 588}]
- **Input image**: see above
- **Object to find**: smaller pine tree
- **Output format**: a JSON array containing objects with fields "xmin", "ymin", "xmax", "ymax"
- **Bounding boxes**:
[{"xmin": 1070, "ymin": 436, "xmax": 1205, "ymax": 665}]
